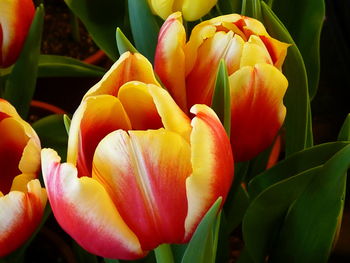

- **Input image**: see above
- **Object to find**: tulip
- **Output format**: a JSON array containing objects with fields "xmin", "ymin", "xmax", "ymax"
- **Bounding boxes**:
[
  {"xmin": 41, "ymin": 52, "xmax": 234, "ymax": 260},
  {"xmin": 0, "ymin": 0, "xmax": 35, "ymax": 68},
  {"xmin": 147, "ymin": 0, "xmax": 217, "ymax": 21},
  {"xmin": 0, "ymin": 99, "xmax": 46, "ymax": 257},
  {"xmin": 155, "ymin": 12, "xmax": 289, "ymax": 161}
]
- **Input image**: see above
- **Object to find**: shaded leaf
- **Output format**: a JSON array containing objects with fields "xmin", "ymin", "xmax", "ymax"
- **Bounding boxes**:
[
  {"xmin": 32, "ymin": 114, "xmax": 68, "ymax": 161},
  {"xmin": 3, "ymin": 5, "xmax": 44, "ymax": 118},
  {"xmin": 64, "ymin": 0, "xmax": 127, "ymax": 60},
  {"xmin": 116, "ymin": 27, "xmax": 138, "ymax": 55},
  {"xmin": 128, "ymin": 0, "xmax": 160, "ymax": 63},
  {"xmin": 271, "ymin": 0, "xmax": 325, "ymax": 99},
  {"xmin": 261, "ymin": 2, "xmax": 309, "ymax": 156}
]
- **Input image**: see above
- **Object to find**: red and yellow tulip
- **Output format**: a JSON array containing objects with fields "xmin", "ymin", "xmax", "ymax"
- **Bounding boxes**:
[
  {"xmin": 147, "ymin": 0, "xmax": 217, "ymax": 21},
  {"xmin": 0, "ymin": 99, "xmax": 46, "ymax": 257},
  {"xmin": 41, "ymin": 52, "xmax": 234, "ymax": 260},
  {"xmin": 0, "ymin": 0, "xmax": 35, "ymax": 68},
  {"xmin": 155, "ymin": 12, "xmax": 289, "ymax": 161}
]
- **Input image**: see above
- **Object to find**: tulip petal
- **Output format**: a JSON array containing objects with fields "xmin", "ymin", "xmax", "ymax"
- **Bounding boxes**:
[
  {"xmin": 148, "ymin": 0, "xmax": 175, "ymax": 20},
  {"xmin": 260, "ymin": 35, "xmax": 290, "ymax": 69},
  {"xmin": 0, "ymin": 118, "xmax": 29, "ymax": 194},
  {"xmin": 240, "ymin": 35, "xmax": 273, "ymax": 67},
  {"xmin": 186, "ymin": 31, "xmax": 235, "ymax": 106},
  {"xmin": 148, "ymin": 85, "xmax": 192, "ymax": 141},
  {"xmin": 92, "ymin": 129, "xmax": 192, "ymax": 249},
  {"xmin": 0, "ymin": 179, "xmax": 46, "ymax": 257},
  {"xmin": 182, "ymin": 0, "xmax": 217, "ymax": 21},
  {"xmin": 67, "ymin": 95, "xmax": 131, "ymax": 177},
  {"xmin": 42, "ymin": 149, "xmax": 144, "ymax": 259},
  {"xmin": 229, "ymin": 64, "xmax": 288, "ymax": 161},
  {"xmin": 154, "ymin": 12, "xmax": 187, "ymax": 111},
  {"xmin": 0, "ymin": 0, "xmax": 35, "ymax": 67},
  {"xmin": 83, "ymin": 52, "xmax": 159, "ymax": 99},
  {"xmin": 185, "ymin": 105, "xmax": 234, "ymax": 238},
  {"xmin": 118, "ymin": 82, "xmax": 163, "ymax": 130}
]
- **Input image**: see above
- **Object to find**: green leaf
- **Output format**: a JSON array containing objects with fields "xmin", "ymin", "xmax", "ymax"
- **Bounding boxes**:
[
  {"xmin": 128, "ymin": 0, "xmax": 160, "ymax": 64},
  {"xmin": 116, "ymin": 27, "xmax": 138, "ymax": 55},
  {"xmin": 270, "ymin": 0, "xmax": 325, "ymax": 99},
  {"xmin": 104, "ymin": 259, "xmax": 120, "ymax": 263},
  {"xmin": 243, "ymin": 167, "xmax": 319, "ymax": 263},
  {"xmin": 261, "ymin": 2, "xmax": 309, "ymax": 156},
  {"xmin": 37, "ymin": 55, "xmax": 106, "ymax": 77},
  {"xmin": 224, "ymin": 185, "xmax": 250, "ymax": 233},
  {"xmin": 211, "ymin": 60, "xmax": 231, "ymax": 136},
  {"xmin": 2, "ymin": 55, "xmax": 106, "ymax": 78},
  {"xmin": 249, "ymin": 141, "xmax": 350, "ymax": 199},
  {"xmin": 269, "ymin": 145, "xmax": 350, "ymax": 262},
  {"xmin": 241, "ymin": 0, "xmax": 262, "ymax": 21},
  {"xmin": 338, "ymin": 114, "xmax": 350, "ymax": 141},
  {"xmin": 63, "ymin": 114, "xmax": 71, "ymax": 134},
  {"xmin": 217, "ymin": 0, "xmax": 241, "ymax": 14},
  {"xmin": 3, "ymin": 5, "xmax": 44, "ymax": 118},
  {"xmin": 32, "ymin": 114, "xmax": 68, "ymax": 161},
  {"xmin": 181, "ymin": 198, "xmax": 222, "ymax": 263},
  {"xmin": 64, "ymin": 0, "xmax": 127, "ymax": 61}
]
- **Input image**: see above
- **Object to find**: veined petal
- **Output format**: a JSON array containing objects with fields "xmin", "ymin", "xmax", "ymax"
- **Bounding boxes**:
[
  {"xmin": 186, "ymin": 31, "xmax": 234, "ymax": 106},
  {"xmin": 0, "ymin": 99, "xmax": 19, "ymax": 119},
  {"xmin": 92, "ymin": 129, "xmax": 192, "ymax": 249},
  {"xmin": 0, "ymin": 0, "xmax": 35, "ymax": 67},
  {"xmin": 118, "ymin": 82, "xmax": 163, "ymax": 130},
  {"xmin": 240, "ymin": 35, "xmax": 273, "ymax": 67},
  {"xmin": 41, "ymin": 149, "xmax": 144, "ymax": 259},
  {"xmin": 229, "ymin": 64, "xmax": 288, "ymax": 161},
  {"xmin": 67, "ymin": 95, "xmax": 131, "ymax": 177},
  {"xmin": 154, "ymin": 12, "xmax": 187, "ymax": 111},
  {"xmin": 147, "ymin": 85, "xmax": 191, "ymax": 141},
  {"xmin": 83, "ymin": 52, "xmax": 159, "ymax": 99},
  {"xmin": 185, "ymin": 105, "xmax": 234, "ymax": 239},
  {"xmin": 0, "ymin": 118, "xmax": 29, "ymax": 194},
  {"xmin": 182, "ymin": 0, "xmax": 217, "ymax": 21},
  {"xmin": 242, "ymin": 16, "xmax": 269, "ymax": 36},
  {"xmin": 0, "ymin": 179, "xmax": 46, "ymax": 257}
]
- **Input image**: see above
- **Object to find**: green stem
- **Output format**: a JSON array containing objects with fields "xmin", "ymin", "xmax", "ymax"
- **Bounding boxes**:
[{"xmin": 154, "ymin": 244, "xmax": 175, "ymax": 263}]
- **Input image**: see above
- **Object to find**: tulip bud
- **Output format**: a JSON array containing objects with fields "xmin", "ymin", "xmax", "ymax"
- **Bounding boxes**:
[
  {"xmin": 148, "ymin": 0, "xmax": 217, "ymax": 21},
  {"xmin": 155, "ymin": 13, "xmax": 289, "ymax": 161},
  {"xmin": 0, "ymin": 0, "xmax": 35, "ymax": 68}
]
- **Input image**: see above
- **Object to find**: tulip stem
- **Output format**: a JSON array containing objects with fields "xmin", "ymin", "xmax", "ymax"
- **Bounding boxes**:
[{"xmin": 155, "ymin": 244, "xmax": 175, "ymax": 263}]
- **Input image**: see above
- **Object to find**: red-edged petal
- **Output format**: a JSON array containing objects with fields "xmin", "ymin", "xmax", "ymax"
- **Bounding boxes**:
[
  {"xmin": 154, "ymin": 12, "xmax": 187, "ymax": 111},
  {"xmin": 41, "ymin": 149, "xmax": 144, "ymax": 260},
  {"xmin": 92, "ymin": 129, "xmax": 192, "ymax": 249},
  {"xmin": 185, "ymin": 105, "xmax": 234, "ymax": 239},
  {"xmin": 0, "ymin": 179, "xmax": 46, "ymax": 257},
  {"xmin": 0, "ymin": 0, "xmax": 35, "ymax": 68},
  {"xmin": 67, "ymin": 95, "xmax": 131, "ymax": 177},
  {"xmin": 229, "ymin": 64, "xmax": 288, "ymax": 161},
  {"xmin": 83, "ymin": 52, "xmax": 159, "ymax": 99}
]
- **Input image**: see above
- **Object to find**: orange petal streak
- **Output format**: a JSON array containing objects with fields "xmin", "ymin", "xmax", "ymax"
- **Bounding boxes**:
[
  {"xmin": 92, "ymin": 129, "xmax": 192, "ymax": 250},
  {"xmin": 229, "ymin": 64, "xmax": 288, "ymax": 161},
  {"xmin": 42, "ymin": 149, "xmax": 144, "ymax": 260}
]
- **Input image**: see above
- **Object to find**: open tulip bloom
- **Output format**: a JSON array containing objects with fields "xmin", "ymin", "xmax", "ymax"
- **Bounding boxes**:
[
  {"xmin": 155, "ymin": 12, "xmax": 289, "ymax": 162},
  {"xmin": 41, "ymin": 52, "xmax": 234, "ymax": 259},
  {"xmin": 0, "ymin": 99, "xmax": 46, "ymax": 257}
]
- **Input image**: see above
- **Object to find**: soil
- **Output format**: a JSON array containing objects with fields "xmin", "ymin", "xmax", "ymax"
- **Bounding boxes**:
[{"xmin": 40, "ymin": 0, "xmax": 99, "ymax": 60}]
